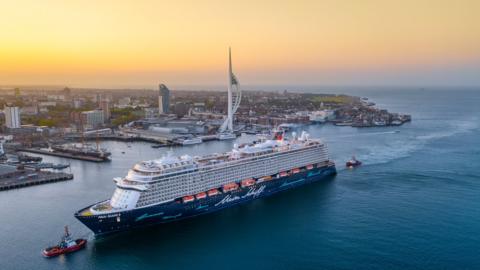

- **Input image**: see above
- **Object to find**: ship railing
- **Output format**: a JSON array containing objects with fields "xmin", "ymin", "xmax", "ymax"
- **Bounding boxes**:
[
  {"xmin": 91, "ymin": 201, "xmax": 113, "ymax": 213},
  {"xmin": 196, "ymin": 143, "xmax": 321, "ymax": 171}
]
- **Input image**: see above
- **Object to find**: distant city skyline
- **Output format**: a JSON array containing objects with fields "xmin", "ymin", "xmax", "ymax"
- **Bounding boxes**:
[{"xmin": 1, "ymin": 0, "xmax": 479, "ymax": 87}]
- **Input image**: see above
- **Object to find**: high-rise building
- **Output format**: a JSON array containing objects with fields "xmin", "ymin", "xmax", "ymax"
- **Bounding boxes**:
[
  {"xmin": 100, "ymin": 99, "xmax": 111, "ymax": 121},
  {"xmin": 158, "ymin": 84, "xmax": 170, "ymax": 114},
  {"xmin": 81, "ymin": 110, "xmax": 104, "ymax": 129},
  {"xmin": 4, "ymin": 106, "xmax": 21, "ymax": 128}
]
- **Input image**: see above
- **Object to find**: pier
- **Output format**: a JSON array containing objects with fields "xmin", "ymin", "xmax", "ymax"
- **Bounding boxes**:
[
  {"xmin": 0, "ymin": 164, "xmax": 73, "ymax": 191},
  {"xmin": 19, "ymin": 148, "xmax": 109, "ymax": 162}
]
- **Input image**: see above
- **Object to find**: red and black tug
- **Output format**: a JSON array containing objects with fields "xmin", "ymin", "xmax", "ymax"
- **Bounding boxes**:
[
  {"xmin": 346, "ymin": 156, "xmax": 362, "ymax": 168},
  {"xmin": 42, "ymin": 226, "xmax": 87, "ymax": 258}
]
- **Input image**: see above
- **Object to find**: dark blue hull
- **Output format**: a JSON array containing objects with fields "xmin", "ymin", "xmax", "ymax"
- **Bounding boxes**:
[{"xmin": 75, "ymin": 164, "xmax": 336, "ymax": 236}]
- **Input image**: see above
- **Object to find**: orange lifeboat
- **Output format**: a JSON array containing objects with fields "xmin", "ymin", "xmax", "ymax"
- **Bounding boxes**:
[
  {"xmin": 222, "ymin": 183, "xmax": 239, "ymax": 192},
  {"xmin": 291, "ymin": 168, "xmax": 300, "ymax": 174},
  {"xmin": 306, "ymin": 164, "xmax": 314, "ymax": 170},
  {"xmin": 182, "ymin": 195, "xmax": 195, "ymax": 203},
  {"xmin": 241, "ymin": 178, "xmax": 256, "ymax": 188},
  {"xmin": 207, "ymin": 189, "xmax": 220, "ymax": 196},
  {"xmin": 258, "ymin": 175, "xmax": 273, "ymax": 183},
  {"xmin": 263, "ymin": 176, "xmax": 273, "ymax": 181},
  {"xmin": 196, "ymin": 192, "xmax": 207, "ymax": 200}
]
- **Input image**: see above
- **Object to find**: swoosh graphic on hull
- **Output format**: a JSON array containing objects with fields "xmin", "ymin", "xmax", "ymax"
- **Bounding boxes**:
[
  {"xmin": 135, "ymin": 212, "xmax": 164, "ymax": 222},
  {"xmin": 280, "ymin": 178, "xmax": 305, "ymax": 187},
  {"xmin": 163, "ymin": 213, "xmax": 182, "ymax": 220}
]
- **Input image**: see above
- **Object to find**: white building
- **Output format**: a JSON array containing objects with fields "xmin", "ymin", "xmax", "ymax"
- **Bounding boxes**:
[
  {"xmin": 4, "ymin": 106, "xmax": 21, "ymax": 128},
  {"xmin": 81, "ymin": 110, "xmax": 104, "ymax": 129},
  {"xmin": 144, "ymin": 107, "xmax": 159, "ymax": 119}
]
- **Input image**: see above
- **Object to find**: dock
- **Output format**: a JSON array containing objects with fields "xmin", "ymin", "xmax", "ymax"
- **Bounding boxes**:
[
  {"xmin": 19, "ymin": 148, "xmax": 109, "ymax": 162},
  {"xmin": 0, "ymin": 164, "xmax": 73, "ymax": 191}
]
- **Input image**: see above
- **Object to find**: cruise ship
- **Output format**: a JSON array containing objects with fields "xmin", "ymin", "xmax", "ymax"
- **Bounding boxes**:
[{"xmin": 75, "ymin": 131, "xmax": 336, "ymax": 235}]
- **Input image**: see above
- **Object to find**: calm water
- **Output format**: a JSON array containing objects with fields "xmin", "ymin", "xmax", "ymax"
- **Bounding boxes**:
[{"xmin": 1, "ymin": 88, "xmax": 479, "ymax": 270}]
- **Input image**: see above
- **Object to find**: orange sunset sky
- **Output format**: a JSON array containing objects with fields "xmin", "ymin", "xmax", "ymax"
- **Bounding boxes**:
[{"xmin": 1, "ymin": 0, "xmax": 479, "ymax": 88}]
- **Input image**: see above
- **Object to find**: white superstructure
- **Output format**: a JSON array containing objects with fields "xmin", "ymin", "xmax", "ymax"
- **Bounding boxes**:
[{"xmin": 90, "ymin": 131, "xmax": 330, "ymax": 214}]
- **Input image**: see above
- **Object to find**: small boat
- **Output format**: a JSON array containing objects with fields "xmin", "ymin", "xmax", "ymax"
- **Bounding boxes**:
[
  {"xmin": 42, "ymin": 226, "xmax": 86, "ymax": 258},
  {"xmin": 291, "ymin": 168, "xmax": 300, "ymax": 174},
  {"xmin": 207, "ymin": 189, "xmax": 220, "ymax": 196},
  {"xmin": 222, "ymin": 183, "xmax": 239, "ymax": 192},
  {"xmin": 241, "ymin": 178, "xmax": 256, "ymax": 188},
  {"xmin": 279, "ymin": 171, "xmax": 288, "ymax": 177},
  {"xmin": 196, "ymin": 192, "xmax": 207, "ymax": 200},
  {"xmin": 257, "ymin": 175, "xmax": 273, "ymax": 183},
  {"xmin": 346, "ymin": 156, "xmax": 362, "ymax": 168},
  {"xmin": 182, "ymin": 195, "xmax": 195, "ymax": 203},
  {"xmin": 306, "ymin": 164, "xmax": 314, "ymax": 170},
  {"xmin": 217, "ymin": 132, "xmax": 236, "ymax": 140},
  {"xmin": 180, "ymin": 138, "xmax": 202, "ymax": 145}
]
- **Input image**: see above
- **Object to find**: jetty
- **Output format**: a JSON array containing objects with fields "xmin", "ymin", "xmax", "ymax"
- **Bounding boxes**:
[
  {"xmin": 0, "ymin": 164, "xmax": 73, "ymax": 191},
  {"xmin": 19, "ymin": 148, "xmax": 109, "ymax": 162}
]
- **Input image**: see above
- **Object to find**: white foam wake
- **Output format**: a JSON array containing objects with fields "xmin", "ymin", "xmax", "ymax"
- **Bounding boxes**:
[{"xmin": 357, "ymin": 118, "xmax": 479, "ymax": 166}]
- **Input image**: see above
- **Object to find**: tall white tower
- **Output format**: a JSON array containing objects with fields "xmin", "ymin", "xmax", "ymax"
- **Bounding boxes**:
[{"xmin": 220, "ymin": 48, "xmax": 241, "ymax": 132}]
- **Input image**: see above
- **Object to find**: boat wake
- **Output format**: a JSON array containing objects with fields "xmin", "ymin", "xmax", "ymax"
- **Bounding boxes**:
[
  {"xmin": 336, "ymin": 130, "xmax": 399, "ymax": 138},
  {"xmin": 356, "ymin": 118, "xmax": 479, "ymax": 166}
]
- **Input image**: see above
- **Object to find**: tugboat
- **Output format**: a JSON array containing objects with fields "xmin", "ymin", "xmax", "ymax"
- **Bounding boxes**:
[
  {"xmin": 42, "ymin": 226, "xmax": 87, "ymax": 258},
  {"xmin": 346, "ymin": 156, "xmax": 362, "ymax": 168}
]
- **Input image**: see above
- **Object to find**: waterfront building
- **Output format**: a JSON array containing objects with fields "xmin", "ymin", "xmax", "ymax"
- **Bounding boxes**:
[
  {"xmin": 144, "ymin": 108, "xmax": 159, "ymax": 119},
  {"xmin": 4, "ymin": 106, "xmax": 21, "ymax": 129},
  {"xmin": 81, "ymin": 110, "xmax": 104, "ymax": 129},
  {"xmin": 193, "ymin": 102, "xmax": 206, "ymax": 112},
  {"xmin": 173, "ymin": 102, "xmax": 189, "ymax": 118},
  {"xmin": 158, "ymin": 84, "xmax": 170, "ymax": 114}
]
